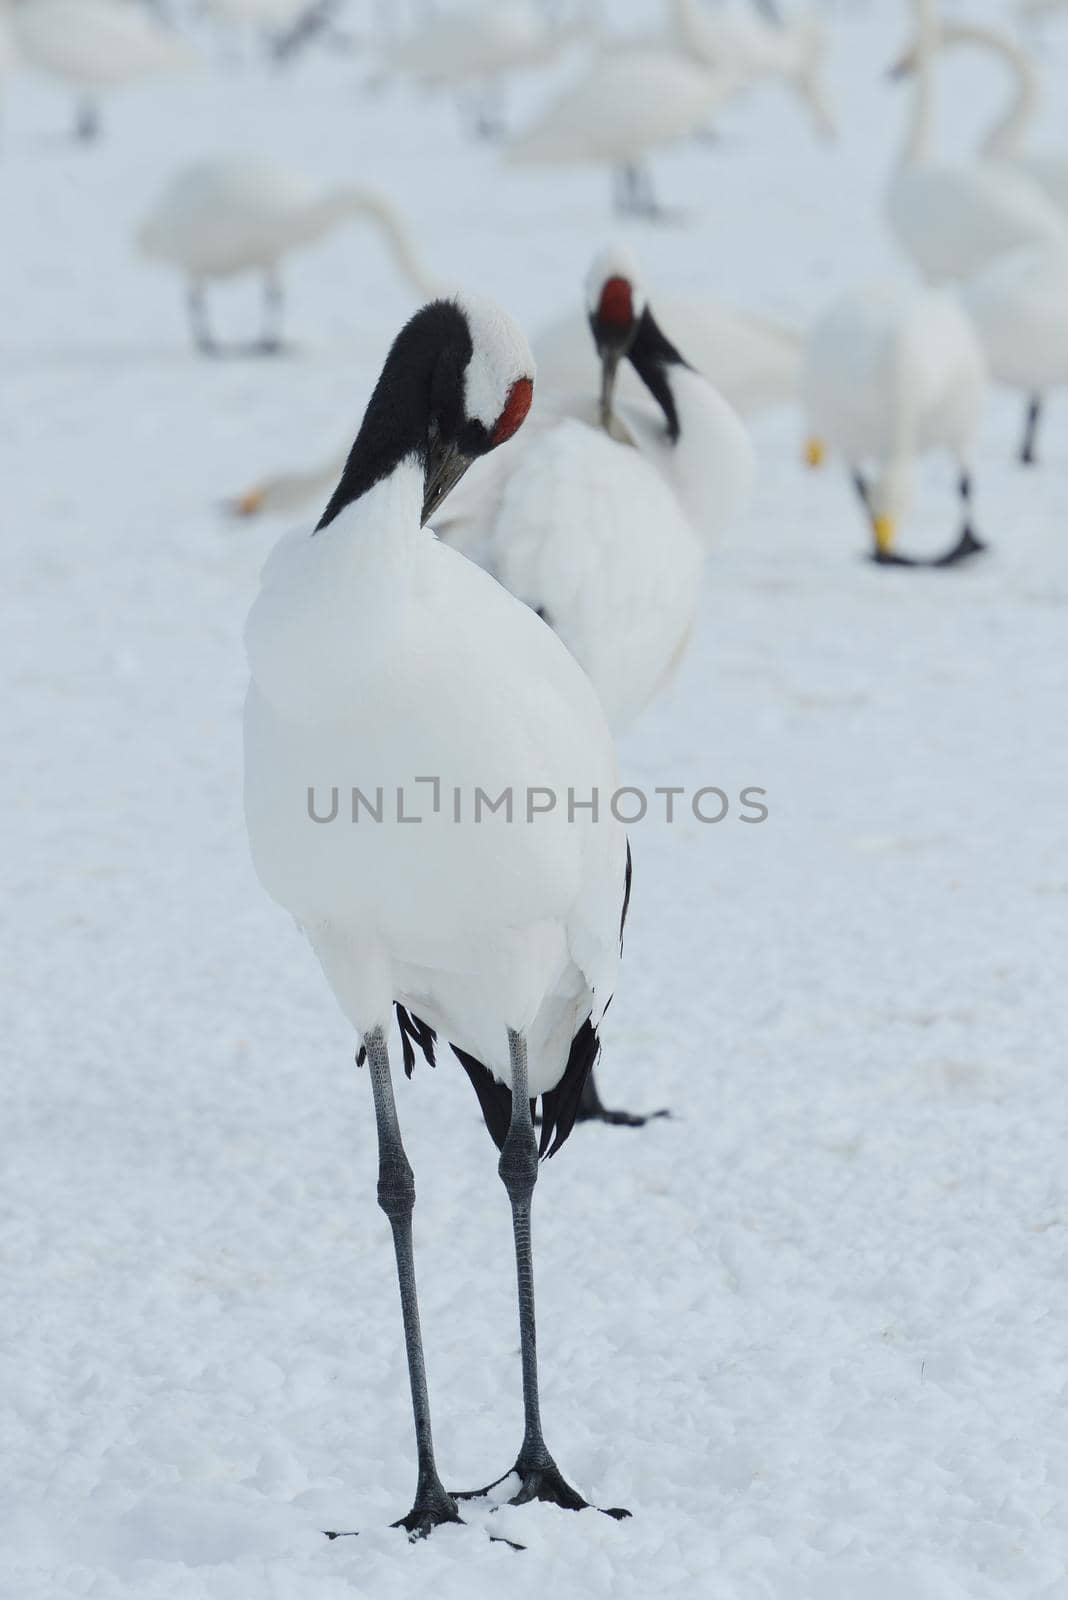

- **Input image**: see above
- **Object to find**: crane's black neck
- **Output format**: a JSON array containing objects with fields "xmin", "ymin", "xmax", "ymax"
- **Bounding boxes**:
[
  {"xmin": 316, "ymin": 301, "xmax": 473, "ymax": 532},
  {"xmin": 627, "ymin": 307, "xmax": 690, "ymax": 444}
]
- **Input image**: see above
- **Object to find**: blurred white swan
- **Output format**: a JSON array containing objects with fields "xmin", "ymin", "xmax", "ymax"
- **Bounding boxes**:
[
  {"xmin": 380, "ymin": 0, "xmax": 585, "ymax": 139},
  {"xmin": 506, "ymin": 40, "xmax": 732, "ymax": 216},
  {"xmin": 801, "ymin": 280, "xmax": 988, "ymax": 566},
  {"xmin": 201, "ymin": 0, "xmax": 311, "ymax": 24},
  {"xmin": 893, "ymin": 18, "xmax": 1068, "ymax": 221},
  {"xmin": 885, "ymin": 0, "xmax": 1067, "ymax": 284},
  {"xmin": 1015, "ymin": 0, "xmax": 1068, "ymax": 21},
  {"xmin": 672, "ymin": 0, "xmax": 835, "ymax": 137},
  {"xmin": 10, "ymin": 0, "xmax": 195, "ymax": 140},
  {"xmin": 138, "ymin": 158, "xmax": 439, "ymax": 354}
]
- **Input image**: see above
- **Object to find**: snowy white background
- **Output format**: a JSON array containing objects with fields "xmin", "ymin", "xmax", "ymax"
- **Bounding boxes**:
[{"xmin": 4, "ymin": 1, "xmax": 1068, "ymax": 1595}]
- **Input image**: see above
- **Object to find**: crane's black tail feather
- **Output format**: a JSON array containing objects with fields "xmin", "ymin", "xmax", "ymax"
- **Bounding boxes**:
[
  {"xmin": 452, "ymin": 1018, "xmax": 600, "ymax": 1158},
  {"xmin": 357, "ymin": 1006, "xmax": 602, "ymax": 1159}
]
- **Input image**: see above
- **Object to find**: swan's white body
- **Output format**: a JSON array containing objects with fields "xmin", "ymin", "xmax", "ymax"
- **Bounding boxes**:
[
  {"xmin": 382, "ymin": 0, "xmax": 568, "ymax": 85},
  {"xmin": 886, "ymin": 0, "xmax": 1068, "ymax": 284},
  {"xmin": 244, "ymin": 468, "xmax": 625, "ymax": 1093},
  {"xmin": 802, "ymin": 281, "xmax": 987, "ymax": 520},
  {"xmin": 960, "ymin": 242, "xmax": 1068, "ymax": 393},
  {"xmin": 533, "ymin": 296, "xmax": 801, "ymax": 418},
  {"xmin": 202, "ymin": 0, "xmax": 309, "ymax": 26},
  {"xmin": 508, "ymin": 46, "xmax": 729, "ymax": 169},
  {"xmin": 10, "ymin": 0, "xmax": 193, "ymax": 89},
  {"xmin": 0, "ymin": 11, "xmax": 16, "ymax": 77},
  {"xmin": 1016, "ymin": 0, "xmax": 1068, "ymax": 20},
  {"xmin": 138, "ymin": 158, "xmax": 437, "ymax": 292}
]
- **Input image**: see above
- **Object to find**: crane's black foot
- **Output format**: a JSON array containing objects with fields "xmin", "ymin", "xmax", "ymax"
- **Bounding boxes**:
[
  {"xmin": 931, "ymin": 527, "xmax": 986, "ymax": 567},
  {"xmin": 324, "ymin": 1489, "xmax": 463, "ymax": 1543},
  {"xmin": 391, "ymin": 1495, "xmax": 464, "ymax": 1540},
  {"xmin": 456, "ymin": 1461, "xmax": 630, "ymax": 1521},
  {"xmin": 575, "ymin": 1072, "xmax": 671, "ymax": 1128},
  {"xmin": 1020, "ymin": 445, "xmax": 1037, "ymax": 466},
  {"xmin": 575, "ymin": 1103, "xmax": 671, "ymax": 1128}
]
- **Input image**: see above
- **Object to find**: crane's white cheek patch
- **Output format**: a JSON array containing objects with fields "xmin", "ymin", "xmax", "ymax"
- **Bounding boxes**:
[
  {"xmin": 454, "ymin": 292, "xmax": 535, "ymax": 430},
  {"xmin": 491, "ymin": 377, "xmax": 534, "ymax": 447}
]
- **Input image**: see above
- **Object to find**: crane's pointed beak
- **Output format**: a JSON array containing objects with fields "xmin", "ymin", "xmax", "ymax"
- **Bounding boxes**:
[
  {"xmin": 599, "ymin": 348, "xmax": 622, "ymax": 432},
  {"xmin": 422, "ymin": 434, "xmax": 473, "ymax": 527}
]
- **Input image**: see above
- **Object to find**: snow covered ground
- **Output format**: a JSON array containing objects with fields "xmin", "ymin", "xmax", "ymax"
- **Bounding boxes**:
[{"xmin": 4, "ymin": 3, "xmax": 1068, "ymax": 1596}]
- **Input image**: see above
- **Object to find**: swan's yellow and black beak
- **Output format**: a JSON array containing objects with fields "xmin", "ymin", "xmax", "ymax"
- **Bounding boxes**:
[
  {"xmin": 232, "ymin": 485, "xmax": 267, "ymax": 518},
  {"xmin": 422, "ymin": 432, "xmax": 473, "ymax": 527},
  {"xmin": 804, "ymin": 436, "xmax": 827, "ymax": 469}
]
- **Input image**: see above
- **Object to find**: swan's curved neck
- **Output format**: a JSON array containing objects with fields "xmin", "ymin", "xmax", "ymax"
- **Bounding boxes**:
[
  {"xmin": 332, "ymin": 186, "xmax": 441, "ymax": 300},
  {"xmin": 901, "ymin": 0, "xmax": 938, "ymax": 168},
  {"xmin": 936, "ymin": 22, "xmax": 1039, "ymax": 159}
]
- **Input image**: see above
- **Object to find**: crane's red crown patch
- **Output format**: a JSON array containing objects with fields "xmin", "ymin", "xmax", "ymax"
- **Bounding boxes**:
[
  {"xmin": 597, "ymin": 276, "xmax": 634, "ymax": 331},
  {"xmin": 491, "ymin": 377, "xmax": 534, "ymax": 446}
]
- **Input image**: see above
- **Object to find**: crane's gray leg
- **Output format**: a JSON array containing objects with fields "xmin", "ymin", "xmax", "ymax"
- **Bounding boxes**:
[
  {"xmin": 258, "ymin": 272, "xmax": 284, "ymax": 354},
  {"xmin": 187, "ymin": 283, "xmax": 218, "ymax": 356},
  {"xmin": 1020, "ymin": 394, "xmax": 1042, "ymax": 466},
  {"xmin": 575, "ymin": 1066, "xmax": 668, "ymax": 1128},
  {"xmin": 361, "ymin": 1026, "xmax": 460, "ymax": 1537},
  {"xmin": 455, "ymin": 1030, "xmax": 630, "ymax": 1520}
]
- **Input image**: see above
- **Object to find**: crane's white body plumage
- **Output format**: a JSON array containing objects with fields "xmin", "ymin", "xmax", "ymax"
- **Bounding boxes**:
[
  {"xmin": 886, "ymin": 0, "xmax": 1068, "ymax": 285},
  {"xmin": 244, "ymin": 464, "xmax": 625, "ymax": 1095},
  {"xmin": 434, "ymin": 397, "xmax": 704, "ymax": 733},
  {"xmin": 802, "ymin": 281, "xmax": 986, "ymax": 513},
  {"xmin": 612, "ymin": 367, "xmax": 754, "ymax": 551},
  {"xmin": 244, "ymin": 285, "xmax": 628, "ymax": 1102}
]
